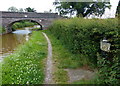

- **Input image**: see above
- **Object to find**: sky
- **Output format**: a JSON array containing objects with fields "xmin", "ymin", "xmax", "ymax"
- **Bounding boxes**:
[
  {"xmin": 0, "ymin": 0, "xmax": 119, "ymax": 18},
  {"xmin": 0, "ymin": 0, "xmax": 55, "ymax": 12}
]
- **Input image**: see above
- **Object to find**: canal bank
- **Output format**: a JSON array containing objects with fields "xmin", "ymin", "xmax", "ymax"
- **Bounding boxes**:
[
  {"xmin": 2, "ymin": 31, "xmax": 47, "ymax": 84},
  {"xmin": 0, "ymin": 25, "xmax": 40, "ymax": 62}
]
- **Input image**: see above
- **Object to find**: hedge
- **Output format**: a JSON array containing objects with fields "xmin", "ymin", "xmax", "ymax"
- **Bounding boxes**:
[{"xmin": 48, "ymin": 18, "xmax": 120, "ymax": 84}]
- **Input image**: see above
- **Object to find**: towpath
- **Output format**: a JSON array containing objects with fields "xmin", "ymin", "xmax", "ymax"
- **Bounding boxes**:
[{"xmin": 42, "ymin": 32, "xmax": 53, "ymax": 84}]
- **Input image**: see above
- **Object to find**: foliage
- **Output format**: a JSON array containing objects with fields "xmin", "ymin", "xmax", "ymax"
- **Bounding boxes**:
[
  {"xmin": 44, "ymin": 30, "xmax": 97, "ymax": 84},
  {"xmin": 97, "ymin": 57, "xmax": 120, "ymax": 85},
  {"xmin": 97, "ymin": 21, "xmax": 120, "ymax": 85},
  {"xmin": 116, "ymin": 0, "xmax": 120, "ymax": 16},
  {"xmin": 0, "ymin": 26, "xmax": 6, "ymax": 34},
  {"xmin": 8, "ymin": 6, "xmax": 36, "ymax": 12},
  {"xmin": 12, "ymin": 21, "xmax": 38, "ymax": 30},
  {"xmin": 25, "ymin": 7, "xmax": 36, "ymax": 12},
  {"xmin": 2, "ymin": 31, "xmax": 47, "ymax": 84},
  {"xmin": 54, "ymin": 0, "xmax": 111, "ymax": 17},
  {"xmin": 44, "ymin": 30, "xmax": 92, "ymax": 68},
  {"xmin": 48, "ymin": 18, "xmax": 119, "ymax": 85},
  {"xmin": 8, "ymin": 6, "xmax": 18, "ymax": 12},
  {"xmin": 18, "ymin": 8, "xmax": 24, "ymax": 12},
  {"xmin": 48, "ymin": 18, "xmax": 118, "ymax": 67}
]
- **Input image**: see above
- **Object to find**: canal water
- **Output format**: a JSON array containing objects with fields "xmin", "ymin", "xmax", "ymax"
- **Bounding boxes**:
[{"xmin": 0, "ymin": 25, "xmax": 40, "ymax": 62}]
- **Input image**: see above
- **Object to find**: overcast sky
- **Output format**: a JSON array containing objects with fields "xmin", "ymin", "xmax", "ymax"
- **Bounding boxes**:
[
  {"xmin": 0, "ymin": 0, "xmax": 119, "ymax": 17},
  {"xmin": 0, "ymin": 0, "xmax": 55, "ymax": 12}
]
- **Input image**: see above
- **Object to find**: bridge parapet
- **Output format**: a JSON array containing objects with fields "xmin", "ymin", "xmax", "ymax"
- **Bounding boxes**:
[{"xmin": 1, "ymin": 11, "xmax": 60, "ymax": 18}]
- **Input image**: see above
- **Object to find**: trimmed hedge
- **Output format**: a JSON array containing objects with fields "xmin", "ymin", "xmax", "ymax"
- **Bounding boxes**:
[
  {"xmin": 48, "ymin": 18, "xmax": 120, "ymax": 85},
  {"xmin": 48, "ymin": 18, "xmax": 118, "ymax": 66}
]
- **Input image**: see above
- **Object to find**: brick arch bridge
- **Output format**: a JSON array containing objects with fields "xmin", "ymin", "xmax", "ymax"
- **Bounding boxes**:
[{"xmin": 0, "ymin": 11, "xmax": 60, "ymax": 33}]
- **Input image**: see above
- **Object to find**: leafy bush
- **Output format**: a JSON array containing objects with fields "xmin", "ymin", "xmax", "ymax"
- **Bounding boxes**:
[
  {"xmin": 97, "ymin": 22, "xmax": 120, "ymax": 85},
  {"xmin": 97, "ymin": 56, "xmax": 120, "ymax": 85},
  {"xmin": 2, "ymin": 31, "xmax": 47, "ymax": 84}
]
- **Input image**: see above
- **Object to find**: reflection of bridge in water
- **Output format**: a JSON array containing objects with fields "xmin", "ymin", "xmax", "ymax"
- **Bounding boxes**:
[{"xmin": 0, "ymin": 11, "xmax": 60, "ymax": 33}]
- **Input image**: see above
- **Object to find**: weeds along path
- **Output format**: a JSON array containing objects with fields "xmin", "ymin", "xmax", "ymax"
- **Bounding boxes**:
[{"xmin": 42, "ymin": 32, "xmax": 53, "ymax": 84}]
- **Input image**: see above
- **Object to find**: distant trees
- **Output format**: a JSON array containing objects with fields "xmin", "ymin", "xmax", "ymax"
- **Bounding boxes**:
[
  {"xmin": 54, "ymin": 0, "xmax": 111, "ymax": 17},
  {"xmin": 8, "ymin": 6, "xmax": 36, "ymax": 12},
  {"xmin": 18, "ymin": 8, "xmax": 24, "ymax": 12},
  {"xmin": 8, "ymin": 6, "xmax": 18, "ymax": 12},
  {"xmin": 116, "ymin": 0, "xmax": 120, "ymax": 16},
  {"xmin": 25, "ymin": 7, "xmax": 36, "ymax": 12}
]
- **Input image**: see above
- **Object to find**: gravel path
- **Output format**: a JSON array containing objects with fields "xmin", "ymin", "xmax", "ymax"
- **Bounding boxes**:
[
  {"xmin": 64, "ymin": 68, "xmax": 96, "ymax": 83},
  {"xmin": 42, "ymin": 32, "xmax": 53, "ymax": 84},
  {"xmin": 42, "ymin": 32, "xmax": 96, "ymax": 84}
]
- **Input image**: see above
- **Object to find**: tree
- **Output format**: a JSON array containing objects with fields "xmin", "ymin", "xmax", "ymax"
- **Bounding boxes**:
[
  {"xmin": 49, "ymin": 9, "xmax": 52, "ymax": 13},
  {"xmin": 8, "ymin": 6, "xmax": 18, "ymax": 12},
  {"xmin": 54, "ymin": 0, "xmax": 111, "ymax": 17},
  {"xmin": 18, "ymin": 8, "xmax": 24, "ymax": 12},
  {"xmin": 25, "ymin": 7, "xmax": 36, "ymax": 12},
  {"xmin": 116, "ymin": 0, "xmax": 120, "ymax": 16}
]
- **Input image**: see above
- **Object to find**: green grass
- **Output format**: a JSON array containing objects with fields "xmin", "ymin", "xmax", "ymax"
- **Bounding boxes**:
[
  {"xmin": 72, "ymin": 72, "xmax": 99, "ymax": 84},
  {"xmin": 0, "ymin": 26, "xmax": 5, "ymax": 34},
  {"xmin": 43, "ymin": 30, "xmax": 94, "ymax": 84},
  {"xmin": 72, "ymin": 79, "xmax": 98, "ymax": 84},
  {"xmin": 2, "ymin": 31, "xmax": 47, "ymax": 84},
  {"xmin": 0, "ymin": 62, "xmax": 2, "ymax": 85}
]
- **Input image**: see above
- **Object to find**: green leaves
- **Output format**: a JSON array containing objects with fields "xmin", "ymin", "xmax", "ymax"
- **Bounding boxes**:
[
  {"xmin": 49, "ymin": 18, "xmax": 118, "ymax": 67},
  {"xmin": 0, "ymin": 26, "xmax": 5, "ymax": 34},
  {"xmin": 25, "ymin": 7, "xmax": 36, "ymax": 12},
  {"xmin": 48, "ymin": 18, "xmax": 119, "ymax": 84},
  {"xmin": 54, "ymin": 1, "xmax": 111, "ymax": 17}
]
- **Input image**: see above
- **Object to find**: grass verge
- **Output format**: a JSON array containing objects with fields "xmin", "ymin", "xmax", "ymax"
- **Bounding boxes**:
[
  {"xmin": 2, "ymin": 31, "xmax": 47, "ymax": 84},
  {"xmin": 72, "ymin": 79, "xmax": 98, "ymax": 84},
  {"xmin": 43, "ymin": 30, "xmax": 95, "ymax": 84},
  {"xmin": 0, "ymin": 63, "xmax": 2, "ymax": 85},
  {"xmin": 0, "ymin": 26, "xmax": 5, "ymax": 34}
]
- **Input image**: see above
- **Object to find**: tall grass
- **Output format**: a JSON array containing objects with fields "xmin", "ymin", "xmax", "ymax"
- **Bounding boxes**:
[{"xmin": 2, "ymin": 31, "xmax": 47, "ymax": 84}]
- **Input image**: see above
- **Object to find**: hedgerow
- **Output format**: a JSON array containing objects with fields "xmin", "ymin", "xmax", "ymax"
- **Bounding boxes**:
[{"xmin": 48, "ymin": 18, "xmax": 120, "ymax": 84}]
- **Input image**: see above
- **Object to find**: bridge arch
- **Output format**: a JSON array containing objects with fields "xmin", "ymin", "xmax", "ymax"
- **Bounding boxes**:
[
  {"xmin": 7, "ymin": 19, "xmax": 43, "ymax": 32},
  {"xmin": 1, "ymin": 11, "xmax": 60, "ymax": 33}
]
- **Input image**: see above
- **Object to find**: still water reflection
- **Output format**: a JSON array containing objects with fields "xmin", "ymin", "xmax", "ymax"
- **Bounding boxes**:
[{"xmin": 0, "ymin": 25, "xmax": 40, "ymax": 62}]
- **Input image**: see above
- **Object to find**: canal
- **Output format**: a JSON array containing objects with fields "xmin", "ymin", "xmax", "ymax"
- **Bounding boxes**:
[{"xmin": 0, "ymin": 25, "xmax": 40, "ymax": 62}]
